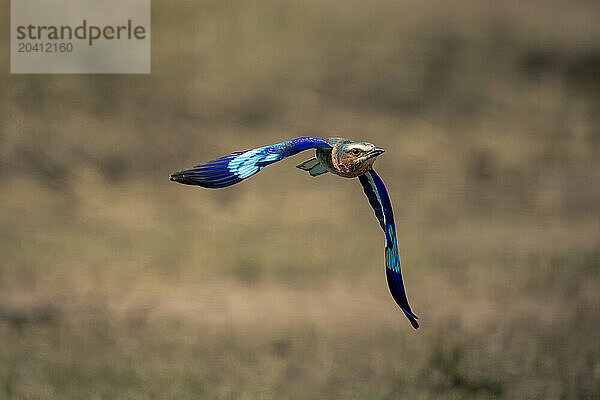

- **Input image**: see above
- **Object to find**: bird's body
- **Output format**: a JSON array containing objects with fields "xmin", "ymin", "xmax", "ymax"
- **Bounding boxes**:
[{"xmin": 170, "ymin": 137, "xmax": 420, "ymax": 329}]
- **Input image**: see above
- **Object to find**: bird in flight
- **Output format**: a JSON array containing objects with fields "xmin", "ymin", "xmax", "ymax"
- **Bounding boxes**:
[{"xmin": 170, "ymin": 137, "xmax": 419, "ymax": 329}]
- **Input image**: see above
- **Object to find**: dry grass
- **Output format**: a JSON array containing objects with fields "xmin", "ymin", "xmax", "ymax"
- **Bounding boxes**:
[{"xmin": 1, "ymin": 0, "xmax": 599, "ymax": 398}]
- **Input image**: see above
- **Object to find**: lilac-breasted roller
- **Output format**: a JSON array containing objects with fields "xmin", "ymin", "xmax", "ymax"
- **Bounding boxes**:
[{"xmin": 170, "ymin": 137, "xmax": 419, "ymax": 329}]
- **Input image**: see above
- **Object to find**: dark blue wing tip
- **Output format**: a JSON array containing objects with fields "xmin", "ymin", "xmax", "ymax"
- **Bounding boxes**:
[
  {"xmin": 403, "ymin": 309, "xmax": 420, "ymax": 329},
  {"xmin": 390, "ymin": 279, "xmax": 419, "ymax": 328},
  {"xmin": 169, "ymin": 169, "xmax": 242, "ymax": 189},
  {"xmin": 170, "ymin": 151, "xmax": 245, "ymax": 189},
  {"xmin": 170, "ymin": 171, "xmax": 196, "ymax": 185},
  {"xmin": 391, "ymin": 290, "xmax": 419, "ymax": 329}
]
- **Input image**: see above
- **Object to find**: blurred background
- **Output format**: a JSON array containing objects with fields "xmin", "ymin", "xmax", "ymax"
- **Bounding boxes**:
[{"xmin": 1, "ymin": 0, "xmax": 599, "ymax": 398}]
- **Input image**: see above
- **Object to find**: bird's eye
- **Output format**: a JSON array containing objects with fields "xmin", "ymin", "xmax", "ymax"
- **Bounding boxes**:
[{"xmin": 351, "ymin": 148, "xmax": 361, "ymax": 155}]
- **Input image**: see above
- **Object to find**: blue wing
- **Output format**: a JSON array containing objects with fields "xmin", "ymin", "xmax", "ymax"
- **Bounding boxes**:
[
  {"xmin": 359, "ymin": 170, "xmax": 419, "ymax": 329},
  {"xmin": 170, "ymin": 137, "xmax": 331, "ymax": 189}
]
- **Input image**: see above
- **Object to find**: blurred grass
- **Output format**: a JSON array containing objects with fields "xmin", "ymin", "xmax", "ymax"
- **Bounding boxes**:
[{"xmin": 1, "ymin": 0, "xmax": 600, "ymax": 398}]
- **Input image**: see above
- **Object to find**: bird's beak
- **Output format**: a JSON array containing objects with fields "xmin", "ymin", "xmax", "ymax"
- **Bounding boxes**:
[{"xmin": 366, "ymin": 147, "xmax": 385, "ymax": 158}]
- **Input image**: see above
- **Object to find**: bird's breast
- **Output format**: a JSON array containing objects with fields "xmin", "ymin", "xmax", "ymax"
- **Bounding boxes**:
[{"xmin": 316, "ymin": 147, "xmax": 367, "ymax": 178}]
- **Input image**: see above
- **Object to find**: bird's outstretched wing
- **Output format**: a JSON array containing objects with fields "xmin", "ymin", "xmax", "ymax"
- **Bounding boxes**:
[
  {"xmin": 170, "ymin": 137, "xmax": 331, "ymax": 188},
  {"xmin": 359, "ymin": 169, "xmax": 419, "ymax": 329}
]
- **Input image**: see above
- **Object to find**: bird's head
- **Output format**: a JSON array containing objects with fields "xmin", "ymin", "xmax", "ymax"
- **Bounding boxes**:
[{"xmin": 332, "ymin": 141, "xmax": 385, "ymax": 177}]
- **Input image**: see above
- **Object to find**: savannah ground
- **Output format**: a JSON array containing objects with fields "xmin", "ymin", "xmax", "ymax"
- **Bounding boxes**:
[{"xmin": 1, "ymin": 0, "xmax": 599, "ymax": 398}]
